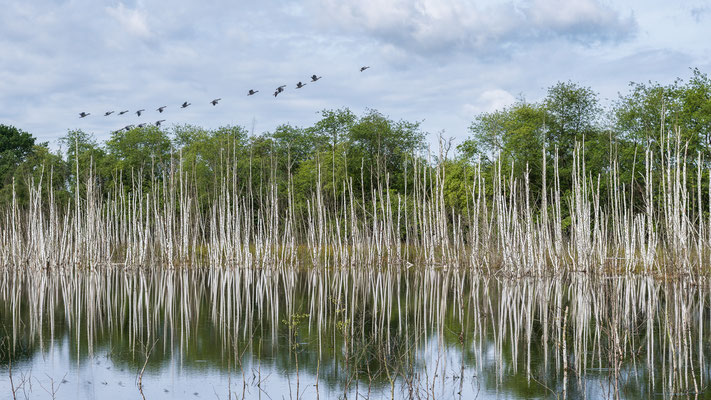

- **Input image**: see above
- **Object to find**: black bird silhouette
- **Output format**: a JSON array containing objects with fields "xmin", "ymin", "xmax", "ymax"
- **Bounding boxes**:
[
  {"xmin": 360, "ymin": 66, "xmax": 370, "ymax": 72},
  {"xmin": 118, "ymin": 110, "xmax": 129, "ymax": 115},
  {"xmin": 155, "ymin": 120, "xmax": 165, "ymax": 126},
  {"xmin": 137, "ymin": 123, "xmax": 146, "ymax": 128},
  {"xmin": 181, "ymin": 101, "xmax": 191, "ymax": 108},
  {"xmin": 296, "ymin": 82, "xmax": 306, "ymax": 89},
  {"xmin": 157, "ymin": 106, "xmax": 167, "ymax": 113},
  {"xmin": 79, "ymin": 112, "xmax": 90, "ymax": 118},
  {"xmin": 310, "ymin": 75, "xmax": 322, "ymax": 82},
  {"xmin": 211, "ymin": 98, "xmax": 221, "ymax": 106},
  {"xmin": 104, "ymin": 111, "xmax": 114, "ymax": 116},
  {"xmin": 136, "ymin": 109, "xmax": 145, "ymax": 117},
  {"xmin": 123, "ymin": 125, "xmax": 134, "ymax": 131},
  {"xmin": 277, "ymin": 85, "xmax": 286, "ymax": 91},
  {"xmin": 248, "ymin": 89, "xmax": 259, "ymax": 96}
]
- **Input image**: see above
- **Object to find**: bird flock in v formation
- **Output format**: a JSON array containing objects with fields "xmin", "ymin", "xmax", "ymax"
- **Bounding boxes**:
[{"xmin": 77, "ymin": 66, "xmax": 372, "ymax": 135}]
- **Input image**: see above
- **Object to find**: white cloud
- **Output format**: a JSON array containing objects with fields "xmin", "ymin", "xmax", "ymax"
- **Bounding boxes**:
[
  {"xmin": 312, "ymin": 0, "xmax": 636, "ymax": 55},
  {"xmin": 461, "ymin": 89, "xmax": 516, "ymax": 119},
  {"xmin": 107, "ymin": 3, "xmax": 152, "ymax": 38},
  {"xmin": 479, "ymin": 89, "xmax": 517, "ymax": 112}
]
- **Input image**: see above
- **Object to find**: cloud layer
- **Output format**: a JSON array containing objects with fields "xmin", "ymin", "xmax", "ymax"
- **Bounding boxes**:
[
  {"xmin": 0, "ymin": 0, "xmax": 707, "ymax": 149},
  {"xmin": 313, "ymin": 0, "xmax": 636, "ymax": 55}
]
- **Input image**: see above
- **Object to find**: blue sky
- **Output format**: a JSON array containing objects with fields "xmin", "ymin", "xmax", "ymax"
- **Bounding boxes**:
[{"xmin": 1, "ymin": 0, "xmax": 709, "ymax": 150}]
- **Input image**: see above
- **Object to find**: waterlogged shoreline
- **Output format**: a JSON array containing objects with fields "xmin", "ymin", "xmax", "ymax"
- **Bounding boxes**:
[{"xmin": 1, "ymin": 266, "xmax": 709, "ymax": 399}]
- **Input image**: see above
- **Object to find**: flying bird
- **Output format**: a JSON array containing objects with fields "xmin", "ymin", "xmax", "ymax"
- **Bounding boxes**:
[
  {"xmin": 274, "ymin": 85, "xmax": 286, "ymax": 97},
  {"xmin": 181, "ymin": 101, "xmax": 191, "ymax": 108},
  {"xmin": 79, "ymin": 112, "xmax": 90, "ymax": 118},
  {"xmin": 118, "ymin": 110, "xmax": 129, "ymax": 115},
  {"xmin": 360, "ymin": 66, "xmax": 370, "ymax": 72},
  {"xmin": 136, "ymin": 109, "xmax": 145, "ymax": 117},
  {"xmin": 155, "ymin": 120, "xmax": 165, "ymax": 126},
  {"xmin": 104, "ymin": 111, "xmax": 114, "ymax": 116},
  {"xmin": 157, "ymin": 106, "xmax": 167, "ymax": 113},
  {"xmin": 296, "ymin": 82, "xmax": 306, "ymax": 89},
  {"xmin": 310, "ymin": 75, "xmax": 321, "ymax": 82},
  {"xmin": 211, "ymin": 98, "xmax": 221, "ymax": 106},
  {"xmin": 248, "ymin": 89, "xmax": 259, "ymax": 96}
]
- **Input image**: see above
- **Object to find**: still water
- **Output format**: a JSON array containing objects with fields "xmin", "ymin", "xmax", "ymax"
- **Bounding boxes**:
[{"xmin": 1, "ymin": 267, "xmax": 709, "ymax": 399}]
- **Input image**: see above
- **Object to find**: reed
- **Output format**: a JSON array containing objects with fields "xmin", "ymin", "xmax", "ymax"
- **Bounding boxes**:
[{"xmin": 2, "ymin": 129, "xmax": 711, "ymax": 275}]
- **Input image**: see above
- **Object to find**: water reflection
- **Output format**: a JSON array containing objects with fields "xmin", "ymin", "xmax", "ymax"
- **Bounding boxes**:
[{"xmin": 1, "ymin": 267, "xmax": 709, "ymax": 399}]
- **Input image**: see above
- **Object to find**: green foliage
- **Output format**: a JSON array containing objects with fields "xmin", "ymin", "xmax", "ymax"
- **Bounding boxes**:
[
  {"xmin": 459, "ymin": 81, "xmax": 611, "ymax": 216},
  {"xmin": 460, "ymin": 101, "xmax": 546, "ymax": 192},
  {"xmin": 614, "ymin": 69, "xmax": 711, "ymax": 210},
  {"xmin": 106, "ymin": 125, "xmax": 172, "ymax": 184},
  {"xmin": 59, "ymin": 129, "xmax": 111, "ymax": 193},
  {"xmin": 544, "ymin": 81, "xmax": 602, "ymax": 160},
  {"xmin": 0, "ymin": 144, "xmax": 70, "ymax": 208},
  {"xmin": 615, "ymin": 68, "xmax": 711, "ymax": 152},
  {"xmin": 0, "ymin": 124, "xmax": 36, "ymax": 189},
  {"xmin": 174, "ymin": 124, "xmax": 248, "ymax": 204},
  {"xmin": 441, "ymin": 159, "xmax": 479, "ymax": 214},
  {"xmin": 347, "ymin": 109, "xmax": 424, "ymax": 194}
]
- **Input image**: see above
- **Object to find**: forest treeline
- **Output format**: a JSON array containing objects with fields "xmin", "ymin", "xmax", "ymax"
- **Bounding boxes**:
[{"xmin": 2, "ymin": 68, "xmax": 710, "ymax": 225}]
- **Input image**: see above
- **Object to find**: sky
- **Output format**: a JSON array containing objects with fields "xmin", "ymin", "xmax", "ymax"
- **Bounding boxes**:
[{"xmin": 1, "ymin": 0, "xmax": 709, "ymax": 151}]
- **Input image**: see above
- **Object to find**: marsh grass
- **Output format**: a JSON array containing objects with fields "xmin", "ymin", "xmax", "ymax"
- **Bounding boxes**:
[{"xmin": 3, "ymin": 130, "xmax": 711, "ymax": 275}]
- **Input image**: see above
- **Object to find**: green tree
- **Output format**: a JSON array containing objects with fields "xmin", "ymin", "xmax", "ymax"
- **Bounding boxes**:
[
  {"xmin": 459, "ymin": 101, "xmax": 546, "ymax": 192},
  {"xmin": 616, "ymin": 69, "xmax": 711, "ymax": 152},
  {"xmin": 272, "ymin": 124, "xmax": 328, "ymax": 173},
  {"xmin": 58, "ymin": 129, "xmax": 111, "ymax": 194},
  {"xmin": 543, "ymin": 82, "xmax": 610, "ymax": 205},
  {"xmin": 0, "ymin": 124, "xmax": 36, "ymax": 190},
  {"xmin": 105, "ymin": 126, "xmax": 172, "ymax": 189},
  {"xmin": 304, "ymin": 109, "xmax": 357, "ymax": 204},
  {"xmin": 0, "ymin": 144, "xmax": 70, "ymax": 208},
  {"xmin": 174, "ymin": 124, "xmax": 248, "ymax": 202},
  {"xmin": 544, "ymin": 82, "xmax": 602, "ymax": 160},
  {"xmin": 614, "ymin": 69, "xmax": 711, "ymax": 215},
  {"xmin": 347, "ymin": 109, "xmax": 425, "ymax": 195}
]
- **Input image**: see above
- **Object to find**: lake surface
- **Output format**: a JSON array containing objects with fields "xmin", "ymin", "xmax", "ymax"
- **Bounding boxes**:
[{"xmin": 1, "ymin": 267, "xmax": 710, "ymax": 399}]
